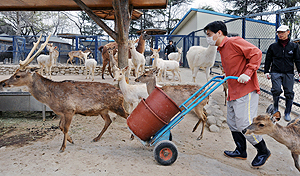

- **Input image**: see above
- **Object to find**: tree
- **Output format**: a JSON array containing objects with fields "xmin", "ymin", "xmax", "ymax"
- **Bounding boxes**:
[
  {"xmin": 0, "ymin": 11, "xmax": 73, "ymax": 36},
  {"xmin": 129, "ymin": 0, "xmax": 193, "ymax": 34},
  {"xmin": 68, "ymin": 11, "xmax": 104, "ymax": 36},
  {"xmin": 223, "ymin": 0, "xmax": 300, "ymax": 17}
]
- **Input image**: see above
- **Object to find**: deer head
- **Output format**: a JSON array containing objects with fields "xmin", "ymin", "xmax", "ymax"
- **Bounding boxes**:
[
  {"xmin": 177, "ymin": 47, "xmax": 182, "ymax": 54},
  {"xmin": 150, "ymin": 48, "xmax": 161, "ymax": 58},
  {"xmin": 243, "ymin": 111, "xmax": 281, "ymax": 135}
]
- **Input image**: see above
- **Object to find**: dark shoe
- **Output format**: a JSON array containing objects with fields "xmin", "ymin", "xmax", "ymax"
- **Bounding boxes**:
[
  {"xmin": 284, "ymin": 113, "xmax": 291, "ymax": 122},
  {"xmin": 251, "ymin": 139, "xmax": 271, "ymax": 168},
  {"xmin": 284, "ymin": 99, "xmax": 293, "ymax": 122},
  {"xmin": 273, "ymin": 96, "xmax": 280, "ymax": 113},
  {"xmin": 266, "ymin": 104, "xmax": 274, "ymax": 115},
  {"xmin": 224, "ymin": 131, "xmax": 247, "ymax": 160},
  {"xmin": 224, "ymin": 149, "xmax": 247, "ymax": 160}
]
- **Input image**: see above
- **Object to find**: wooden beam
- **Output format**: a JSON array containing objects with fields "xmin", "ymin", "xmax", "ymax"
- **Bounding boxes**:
[{"xmin": 72, "ymin": 0, "xmax": 117, "ymax": 40}]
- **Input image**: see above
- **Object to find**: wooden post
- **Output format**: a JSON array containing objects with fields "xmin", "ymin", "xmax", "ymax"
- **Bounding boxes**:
[{"xmin": 112, "ymin": 0, "xmax": 132, "ymax": 69}]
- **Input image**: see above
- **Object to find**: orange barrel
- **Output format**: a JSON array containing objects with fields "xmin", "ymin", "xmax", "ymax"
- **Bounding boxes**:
[
  {"xmin": 127, "ymin": 86, "xmax": 181, "ymax": 141},
  {"xmin": 127, "ymin": 99, "xmax": 168, "ymax": 141},
  {"xmin": 145, "ymin": 86, "xmax": 181, "ymax": 123}
]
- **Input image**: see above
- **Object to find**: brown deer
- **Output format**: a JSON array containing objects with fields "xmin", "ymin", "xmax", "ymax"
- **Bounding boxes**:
[
  {"xmin": 67, "ymin": 48, "xmax": 92, "ymax": 66},
  {"xmin": 2, "ymin": 35, "xmax": 129, "ymax": 152},
  {"xmin": 135, "ymin": 68, "xmax": 209, "ymax": 140},
  {"xmin": 244, "ymin": 111, "xmax": 300, "ymax": 172},
  {"xmin": 99, "ymin": 31, "xmax": 151, "ymax": 79}
]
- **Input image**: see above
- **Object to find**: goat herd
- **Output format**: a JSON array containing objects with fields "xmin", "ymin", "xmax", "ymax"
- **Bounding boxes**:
[{"xmin": 1, "ymin": 33, "xmax": 300, "ymax": 173}]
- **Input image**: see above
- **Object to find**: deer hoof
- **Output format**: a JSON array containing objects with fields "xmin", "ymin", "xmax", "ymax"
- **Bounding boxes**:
[
  {"xmin": 197, "ymin": 136, "xmax": 203, "ymax": 140},
  {"xmin": 92, "ymin": 138, "xmax": 99, "ymax": 142},
  {"xmin": 130, "ymin": 134, "xmax": 134, "ymax": 140},
  {"xmin": 59, "ymin": 147, "xmax": 65, "ymax": 153}
]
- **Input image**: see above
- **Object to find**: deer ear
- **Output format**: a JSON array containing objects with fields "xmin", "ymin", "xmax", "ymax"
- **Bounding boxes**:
[
  {"xmin": 150, "ymin": 48, "xmax": 154, "ymax": 52},
  {"xmin": 271, "ymin": 111, "xmax": 281, "ymax": 123},
  {"xmin": 158, "ymin": 48, "xmax": 161, "ymax": 52},
  {"xmin": 135, "ymin": 39, "xmax": 139, "ymax": 43}
]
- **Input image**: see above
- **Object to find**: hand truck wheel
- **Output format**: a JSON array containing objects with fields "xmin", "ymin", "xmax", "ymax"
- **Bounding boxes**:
[{"xmin": 153, "ymin": 140, "xmax": 178, "ymax": 165}]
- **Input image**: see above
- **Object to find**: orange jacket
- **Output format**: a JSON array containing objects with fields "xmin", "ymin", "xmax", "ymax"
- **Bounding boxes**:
[{"xmin": 218, "ymin": 36, "xmax": 262, "ymax": 101}]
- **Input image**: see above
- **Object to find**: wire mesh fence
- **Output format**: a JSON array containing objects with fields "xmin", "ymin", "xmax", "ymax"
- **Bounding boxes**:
[{"xmin": 223, "ymin": 7, "xmax": 300, "ymax": 115}]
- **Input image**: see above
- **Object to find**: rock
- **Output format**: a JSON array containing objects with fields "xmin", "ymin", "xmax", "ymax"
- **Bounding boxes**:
[
  {"xmin": 216, "ymin": 116, "xmax": 227, "ymax": 127},
  {"xmin": 207, "ymin": 116, "xmax": 216, "ymax": 126},
  {"xmin": 212, "ymin": 109, "xmax": 224, "ymax": 116},
  {"xmin": 209, "ymin": 125, "xmax": 219, "ymax": 132}
]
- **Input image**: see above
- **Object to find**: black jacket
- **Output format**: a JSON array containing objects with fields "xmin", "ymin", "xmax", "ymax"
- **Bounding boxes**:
[
  {"xmin": 265, "ymin": 40, "xmax": 300, "ymax": 74},
  {"xmin": 165, "ymin": 44, "xmax": 176, "ymax": 55}
]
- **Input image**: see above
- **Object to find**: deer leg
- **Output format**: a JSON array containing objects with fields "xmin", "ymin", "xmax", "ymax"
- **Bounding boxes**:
[
  {"xmin": 93, "ymin": 110, "xmax": 112, "ymax": 142},
  {"xmin": 107, "ymin": 63, "xmax": 114, "ymax": 78},
  {"xmin": 59, "ymin": 113, "xmax": 74, "ymax": 152},
  {"xmin": 224, "ymin": 85, "xmax": 227, "ymax": 106},
  {"xmin": 205, "ymin": 67, "xmax": 210, "ymax": 81},
  {"xmin": 102, "ymin": 59, "xmax": 108, "ymax": 79},
  {"xmin": 292, "ymin": 152, "xmax": 300, "ymax": 172},
  {"xmin": 193, "ymin": 67, "xmax": 199, "ymax": 82},
  {"xmin": 49, "ymin": 66, "xmax": 52, "ymax": 78},
  {"xmin": 192, "ymin": 105, "xmax": 207, "ymax": 140},
  {"xmin": 92, "ymin": 69, "xmax": 95, "ymax": 81}
]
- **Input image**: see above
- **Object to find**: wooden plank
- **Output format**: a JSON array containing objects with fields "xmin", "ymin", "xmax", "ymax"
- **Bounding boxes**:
[{"xmin": 0, "ymin": 0, "xmax": 167, "ymax": 11}]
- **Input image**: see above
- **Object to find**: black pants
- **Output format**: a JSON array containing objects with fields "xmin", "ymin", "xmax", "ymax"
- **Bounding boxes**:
[{"xmin": 270, "ymin": 73, "xmax": 294, "ymax": 100}]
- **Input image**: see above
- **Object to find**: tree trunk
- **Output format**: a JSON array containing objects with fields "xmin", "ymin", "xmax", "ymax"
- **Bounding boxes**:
[{"xmin": 113, "ymin": 0, "xmax": 132, "ymax": 69}]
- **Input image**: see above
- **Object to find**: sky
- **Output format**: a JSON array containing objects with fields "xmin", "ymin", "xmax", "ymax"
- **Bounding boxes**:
[{"xmin": 189, "ymin": 0, "xmax": 226, "ymax": 12}]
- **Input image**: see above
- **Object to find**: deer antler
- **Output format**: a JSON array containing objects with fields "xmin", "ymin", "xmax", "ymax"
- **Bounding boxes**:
[{"xmin": 19, "ymin": 34, "xmax": 51, "ymax": 70}]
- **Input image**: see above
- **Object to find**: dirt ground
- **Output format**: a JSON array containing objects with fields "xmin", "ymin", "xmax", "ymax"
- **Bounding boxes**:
[{"xmin": 0, "ymin": 67, "xmax": 299, "ymax": 175}]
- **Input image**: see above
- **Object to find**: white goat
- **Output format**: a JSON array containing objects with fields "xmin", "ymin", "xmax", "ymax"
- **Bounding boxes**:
[
  {"xmin": 168, "ymin": 47, "xmax": 182, "ymax": 62},
  {"xmin": 83, "ymin": 51, "xmax": 97, "ymax": 81},
  {"xmin": 37, "ymin": 45, "xmax": 58, "ymax": 78},
  {"xmin": 128, "ymin": 39, "xmax": 145, "ymax": 78},
  {"xmin": 187, "ymin": 45, "xmax": 217, "ymax": 82},
  {"xmin": 151, "ymin": 48, "xmax": 181, "ymax": 82},
  {"xmin": 114, "ymin": 66, "xmax": 149, "ymax": 113}
]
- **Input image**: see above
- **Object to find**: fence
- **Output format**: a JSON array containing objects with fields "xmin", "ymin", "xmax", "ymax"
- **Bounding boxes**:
[{"xmin": 1, "ymin": 6, "xmax": 300, "ymax": 114}]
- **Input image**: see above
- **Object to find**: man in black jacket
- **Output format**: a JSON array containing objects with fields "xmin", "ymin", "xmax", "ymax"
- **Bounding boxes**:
[
  {"xmin": 264, "ymin": 25, "xmax": 300, "ymax": 121},
  {"xmin": 164, "ymin": 40, "xmax": 176, "ymax": 60}
]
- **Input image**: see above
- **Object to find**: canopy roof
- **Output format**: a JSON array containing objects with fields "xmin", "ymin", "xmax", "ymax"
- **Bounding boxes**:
[
  {"xmin": 0, "ymin": 0, "xmax": 168, "ymax": 11},
  {"xmin": 94, "ymin": 9, "xmax": 143, "ymax": 20}
]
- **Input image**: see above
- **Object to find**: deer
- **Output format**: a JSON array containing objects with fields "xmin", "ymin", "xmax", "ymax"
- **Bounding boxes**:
[
  {"xmin": 99, "ymin": 31, "xmax": 151, "ymax": 79},
  {"xmin": 46, "ymin": 43, "xmax": 59, "ymax": 65},
  {"xmin": 151, "ymin": 48, "xmax": 181, "ymax": 82},
  {"xmin": 83, "ymin": 51, "xmax": 97, "ymax": 81},
  {"xmin": 113, "ymin": 66, "xmax": 148, "ymax": 113},
  {"xmin": 1, "ymin": 35, "xmax": 129, "ymax": 152},
  {"xmin": 128, "ymin": 39, "xmax": 146, "ymax": 78},
  {"xmin": 135, "ymin": 68, "xmax": 209, "ymax": 140},
  {"xmin": 37, "ymin": 44, "xmax": 58, "ymax": 78},
  {"xmin": 67, "ymin": 48, "xmax": 92, "ymax": 66},
  {"xmin": 243, "ymin": 110, "xmax": 300, "ymax": 172}
]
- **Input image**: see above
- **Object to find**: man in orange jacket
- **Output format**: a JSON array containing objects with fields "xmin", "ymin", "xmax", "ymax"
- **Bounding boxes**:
[{"xmin": 204, "ymin": 21, "xmax": 270, "ymax": 168}]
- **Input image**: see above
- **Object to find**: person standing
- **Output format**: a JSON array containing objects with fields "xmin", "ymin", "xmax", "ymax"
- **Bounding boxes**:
[
  {"xmin": 164, "ymin": 40, "xmax": 176, "ymax": 60},
  {"xmin": 264, "ymin": 25, "xmax": 300, "ymax": 122},
  {"xmin": 203, "ymin": 21, "xmax": 271, "ymax": 168}
]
